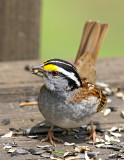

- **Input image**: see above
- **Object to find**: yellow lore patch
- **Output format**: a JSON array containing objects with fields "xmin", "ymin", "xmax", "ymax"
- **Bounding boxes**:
[{"xmin": 43, "ymin": 64, "xmax": 58, "ymax": 71}]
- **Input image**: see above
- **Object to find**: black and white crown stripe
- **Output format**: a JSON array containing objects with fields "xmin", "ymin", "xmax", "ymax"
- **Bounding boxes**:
[
  {"xmin": 44, "ymin": 59, "xmax": 76, "ymax": 71},
  {"xmin": 44, "ymin": 59, "xmax": 82, "ymax": 87},
  {"xmin": 56, "ymin": 66, "xmax": 81, "ymax": 87}
]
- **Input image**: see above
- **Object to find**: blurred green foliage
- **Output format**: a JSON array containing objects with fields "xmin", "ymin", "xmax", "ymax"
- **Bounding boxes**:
[{"xmin": 40, "ymin": 0, "xmax": 124, "ymax": 60}]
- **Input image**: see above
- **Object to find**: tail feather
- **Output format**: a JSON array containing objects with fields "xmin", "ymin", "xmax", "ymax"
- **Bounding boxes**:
[
  {"xmin": 75, "ymin": 21, "xmax": 109, "ymax": 83},
  {"xmin": 82, "ymin": 22, "xmax": 101, "ymax": 57},
  {"xmin": 92, "ymin": 23, "xmax": 109, "ymax": 64}
]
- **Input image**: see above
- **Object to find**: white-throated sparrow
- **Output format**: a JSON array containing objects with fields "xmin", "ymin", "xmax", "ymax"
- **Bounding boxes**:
[{"xmin": 31, "ymin": 21, "xmax": 108, "ymax": 146}]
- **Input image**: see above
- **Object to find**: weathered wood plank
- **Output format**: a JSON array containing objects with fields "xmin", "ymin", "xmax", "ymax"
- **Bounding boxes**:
[
  {"xmin": 0, "ymin": 57, "xmax": 124, "ymax": 86},
  {"xmin": 0, "ymin": 58, "xmax": 124, "ymax": 159}
]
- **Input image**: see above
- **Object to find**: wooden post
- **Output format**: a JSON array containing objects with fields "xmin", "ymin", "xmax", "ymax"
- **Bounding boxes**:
[{"xmin": 0, "ymin": 0, "xmax": 41, "ymax": 61}]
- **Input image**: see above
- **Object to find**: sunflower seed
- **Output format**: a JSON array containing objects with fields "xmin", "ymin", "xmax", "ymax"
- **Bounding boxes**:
[
  {"xmin": 27, "ymin": 135, "xmax": 38, "ymax": 139},
  {"xmin": 108, "ymin": 126, "xmax": 118, "ymax": 132},
  {"xmin": 28, "ymin": 148, "xmax": 45, "ymax": 155},
  {"xmin": 95, "ymin": 144, "xmax": 104, "ymax": 148},
  {"xmin": 19, "ymin": 126, "xmax": 31, "ymax": 134},
  {"xmin": 110, "ymin": 132, "xmax": 122, "ymax": 137},
  {"xmin": 77, "ymin": 153, "xmax": 85, "ymax": 158},
  {"xmin": 115, "ymin": 92, "xmax": 124, "ymax": 100},
  {"xmin": 100, "ymin": 145, "xmax": 120, "ymax": 151},
  {"xmin": 64, "ymin": 142, "xmax": 75, "ymax": 146},
  {"xmin": 1, "ymin": 131, "xmax": 13, "ymax": 138},
  {"xmin": 120, "ymin": 111, "xmax": 124, "ymax": 118},
  {"xmin": 87, "ymin": 152, "xmax": 99, "ymax": 158},
  {"xmin": 16, "ymin": 148, "xmax": 28, "ymax": 155},
  {"xmin": 3, "ymin": 142, "xmax": 18, "ymax": 149},
  {"xmin": 95, "ymin": 82, "xmax": 109, "ymax": 88},
  {"xmin": 8, "ymin": 148, "xmax": 16, "ymax": 153},
  {"xmin": 107, "ymin": 99, "xmax": 112, "ymax": 103},
  {"xmin": 1, "ymin": 118, "xmax": 10, "ymax": 126},
  {"xmin": 74, "ymin": 145, "xmax": 90, "ymax": 152},
  {"xmin": 41, "ymin": 152, "xmax": 51, "ymax": 158},
  {"xmin": 109, "ymin": 107, "xmax": 117, "ymax": 112},
  {"xmin": 103, "ymin": 108, "xmax": 111, "ymax": 116}
]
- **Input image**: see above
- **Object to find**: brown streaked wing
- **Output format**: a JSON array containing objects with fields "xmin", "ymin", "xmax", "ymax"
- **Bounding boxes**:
[{"xmin": 69, "ymin": 76, "xmax": 107, "ymax": 112}]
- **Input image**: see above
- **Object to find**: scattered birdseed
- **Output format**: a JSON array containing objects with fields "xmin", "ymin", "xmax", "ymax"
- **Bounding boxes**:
[
  {"xmin": 9, "ymin": 127, "xmax": 20, "ymax": 132},
  {"xmin": 103, "ymin": 108, "xmax": 111, "ymax": 116},
  {"xmin": 3, "ymin": 142, "xmax": 18, "ymax": 149},
  {"xmin": 87, "ymin": 151, "xmax": 99, "ymax": 159},
  {"xmin": 8, "ymin": 148, "xmax": 16, "ymax": 153},
  {"xmin": 95, "ymin": 143, "xmax": 105, "ymax": 148},
  {"xmin": 105, "ymin": 134, "xmax": 111, "ymax": 142},
  {"xmin": 110, "ymin": 132, "xmax": 122, "ymax": 137},
  {"xmin": 30, "ymin": 118, "xmax": 35, "ymax": 122},
  {"xmin": 28, "ymin": 148, "xmax": 45, "ymax": 155},
  {"xmin": 41, "ymin": 152, "xmax": 51, "ymax": 158},
  {"xmin": 24, "ymin": 64, "xmax": 30, "ymax": 71},
  {"xmin": 16, "ymin": 148, "xmax": 28, "ymax": 155},
  {"xmin": 74, "ymin": 145, "xmax": 90, "ymax": 152},
  {"xmin": 100, "ymin": 145, "xmax": 120, "ymax": 151},
  {"xmin": 1, "ymin": 131, "xmax": 13, "ymax": 138},
  {"xmin": 104, "ymin": 87, "xmax": 113, "ymax": 96},
  {"xmin": 1, "ymin": 118, "xmax": 10, "ymax": 126},
  {"xmin": 73, "ymin": 129, "xmax": 79, "ymax": 133},
  {"xmin": 95, "ymin": 82, "xmax": 109, "ymax": 88},
  {"xmin": 63, "ymin": 151, "xmax": 75, "ymax": 158},
  {"xmin": 120, "ymin": 149, "xmax": 124, "ymax": 153},
  {"xmin": 64, "ymin": 142, "xmax": 75, "ymax": 146},
  {"xmin": 115, "ymin": 91, "xmax": 124, "ymax": 100},
  {"xmin": 64, "ymin": 155, "xmax": 79, "ymax": 160},
  {"xmin": 80, "ymin": 124, "xmax": 88, "ymax": 129},
  {"xmin": 119, "ymin": 142, "xmax": 124, "ymax": 147},
  {"xmin": 84, "ymin": 151, "xmax": 90, "ymax": 160},
  {"xmin": 19, "ymin": 126, "xmax": 31, "ymax": 135},
  {"xmin": 107, "ymin": 99, "xmax": 112, "ymax": 103},
  {"xmin": 26, "ymin": 97, "xmax": 37, "ymax": 102},
  {"xmin": 27, "ymin": 135, "xmax": 39, "ymax": 139},
  {"xmin": 77, "ymin": 153, "xmax": 85, "ymax": 158},
  {"xmin": 75, "ymin": 134, "xmax": 79, "ymax": 139},
  {"xmin": 50, "ymin": 155, "xmax": 62, "ymax": 160},
  {"xmin": 37, "ymin": 145, "xmax": 53, "ymax": 151},
  {"xmin": 39, "ymin": 122, "xmax": 46, "ymax": 127},
  {"xmin": 109, "ymin": 153, "xmax": 122, "ymax": 159},
  {"xmin": 11, "ymin": 151, "xmax": 18, "ymax": 157},
  {"xmin": 108, "ymin": 126, "xmax": 118, "ymax": 132},
  {"xmin": 120, "ymin": 111, "xmax": 124, "ymax": 118},
  {"xmin": 109, "ymin": 106, "xmax": 117, "ymax": 112}
]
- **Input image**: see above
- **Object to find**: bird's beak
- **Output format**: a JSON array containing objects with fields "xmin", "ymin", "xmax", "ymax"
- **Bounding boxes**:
[{"xmin": 31, "ymin": 64, "xmax": 44, "ymax": 77}]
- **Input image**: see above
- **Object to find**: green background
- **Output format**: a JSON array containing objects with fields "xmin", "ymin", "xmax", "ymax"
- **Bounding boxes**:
[{"xmin": 40, "ymin": 0, "xmax": 124, "ymax": 60}]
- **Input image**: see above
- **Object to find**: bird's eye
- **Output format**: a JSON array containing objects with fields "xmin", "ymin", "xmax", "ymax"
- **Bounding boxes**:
[{"xmin": 51, "ymin": 71, "xmax": 59, "ymax": 76}]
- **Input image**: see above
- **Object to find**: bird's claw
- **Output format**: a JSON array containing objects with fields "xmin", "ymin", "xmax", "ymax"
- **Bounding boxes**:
[{"xmin": 41, "ymin": 129, "xmax": 63, "ymax": 147}]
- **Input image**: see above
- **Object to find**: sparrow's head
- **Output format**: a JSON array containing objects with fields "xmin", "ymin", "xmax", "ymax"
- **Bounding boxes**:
[{"xmin": 31, "ymin": 59, "xmax": 82, "ymax": 92}]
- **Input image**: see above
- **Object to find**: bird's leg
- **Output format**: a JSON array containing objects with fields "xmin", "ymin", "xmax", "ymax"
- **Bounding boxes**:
[
  {"xmin": 41, "ymin": 125, "xmax": 63, "ymax": 147},
  {"xmin": 86, "ymin": 120, "xmax": 103, "ymax": 143}
]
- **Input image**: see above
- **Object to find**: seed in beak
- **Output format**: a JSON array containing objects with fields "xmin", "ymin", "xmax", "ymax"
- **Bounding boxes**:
[{"xmin": 34, "ymin": 69, "xmax": 38, "ymax": 73}]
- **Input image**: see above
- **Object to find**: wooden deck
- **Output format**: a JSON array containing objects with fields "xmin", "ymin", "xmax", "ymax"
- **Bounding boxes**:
[{"xmin": 0, "ymin": 57, "xmax": 124, "ymax": 160}]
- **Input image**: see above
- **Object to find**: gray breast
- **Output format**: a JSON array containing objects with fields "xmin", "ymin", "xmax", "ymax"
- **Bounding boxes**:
[{"xmin": 38, "ymin": 86, "xmax": 99, "ymax": 128}]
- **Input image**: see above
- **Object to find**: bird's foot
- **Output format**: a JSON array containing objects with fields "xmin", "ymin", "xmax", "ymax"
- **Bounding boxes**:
[
  {"xmin": 85, "ymin": 130, "xmax": 103, "ymax": 143},
  {"xmin": 41, "ymin": 126, "xmax": 63, "ymax": 147},
  {"xmin": 85, "ymin": 120, "xmax": 103, "ymax": 144}
]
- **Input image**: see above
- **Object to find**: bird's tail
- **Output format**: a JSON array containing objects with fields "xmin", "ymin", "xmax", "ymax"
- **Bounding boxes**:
[{"xmin": 75, "ymin": 21, "xmax": 109, "ymax": 83}]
